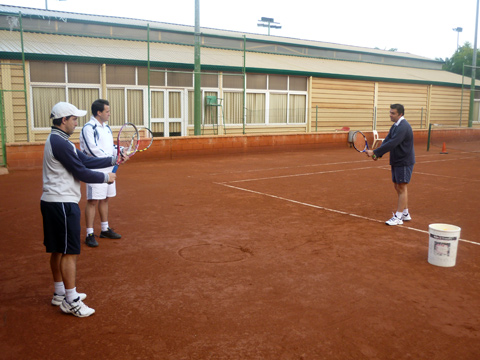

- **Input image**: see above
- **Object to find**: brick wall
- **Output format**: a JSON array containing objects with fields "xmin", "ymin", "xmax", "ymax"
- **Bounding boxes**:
[{"xmin": 5, "ymin": 130, "xmax": 429, "ymax": 170}]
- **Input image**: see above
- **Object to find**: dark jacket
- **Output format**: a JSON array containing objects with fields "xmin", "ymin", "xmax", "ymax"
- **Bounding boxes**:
[{"xmin": 373, "ymin": 119, "xmax": 415, "ymax": 167}]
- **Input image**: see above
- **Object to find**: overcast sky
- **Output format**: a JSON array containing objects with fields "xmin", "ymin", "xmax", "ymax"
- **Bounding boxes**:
[{"xmin": 2, "ymin": 0, "xmax": 478, "ymax": 60}]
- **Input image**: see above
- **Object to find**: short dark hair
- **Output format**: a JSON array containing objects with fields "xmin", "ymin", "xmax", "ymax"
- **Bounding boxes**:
[
  {"xmin": 92, "ymin": 99, "xmax": 110, "ymax": 117},
  {"xmin": 51, "ymin": 115, "xmax": 72, "ymax": 126},
  {"xmin": 390, "ymin": 104, "xmax": 405, "ymax": 116}
]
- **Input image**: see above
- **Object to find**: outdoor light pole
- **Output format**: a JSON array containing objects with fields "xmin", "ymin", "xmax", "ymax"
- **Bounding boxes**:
[
  {"xmin": 469, "ymin": 0, "xmax": 479, "ymax": 128},
  {"xmin": 45, "ymin": 0, "xmax": 67, "ymax": 10},
  {"xmin": 453, "ymin": 27, "xmax": 463, "ymax": 50},
  {"xmin": 257, "ymin": 17, "xmax": 281, "ymax": 35}
]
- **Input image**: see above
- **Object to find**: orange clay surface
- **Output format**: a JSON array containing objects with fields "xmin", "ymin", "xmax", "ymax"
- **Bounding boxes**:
[{"xmin": 1, "ymin": 145, "xmax": 479, "ymax": 359}]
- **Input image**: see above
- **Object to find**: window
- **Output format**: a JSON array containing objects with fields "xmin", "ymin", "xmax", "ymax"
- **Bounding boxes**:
[
  {"xmin": 107, "ymin": 89, "xmax": 125, "ymax": 126},
  {"xmin": 68, "ymin": 88, "xmax": 100, "ymax": 118},
  {"xmin": 168, "ymin": 92, "xmax": 182, "ymax": 118},
  {"xmin": 269, "ymin": 94, "xmax": 287, "ymax": 123},
  {"xmin": 67, "ymin": 63, "xmax": 100, "ymax": 84},
  {"xmin": 289, "ymin": 94, "xmax": 306, "ymax": 123},
  {"xmin": 246, "ymin": 93, "xmax": 265, "ymax": 124},
  {"xmin": 224, "ymin": 92, "xmax": 243, "ymax": 125},
  {"xmin": 204, "ymin": 91, "xmax": 218, "ymax": 125},
  {"xmin": 247, "ymin": 74, "xmax": 267, "ymax": 90},
  {"xmin": 269, "ymin": 75, "xmax": 288, "ymax": 90},
  {"xmin": 289, "ymin": 76, "xmax": 307, "ymax": 91},
  {"xmin": 30, "ymin": 61, "xmax": 65, "ymax": 83},
  {"xmin": 224, "ymin": 73, "xmax": 243, "ymax": 89},
  {"xmin": 151, "ymin": 91, "xmax": 165, "ymax": 118},
  {"xmin": 32, "ymin": 87, "xmax": 66, "ymax": 127},
  {"xmin": 127, "ymin": 89, "xmax": 144, "ymax": 126},
  {"xmin": 138, "ymin": 68, "xmax": 165, "ymax": 86},
  {"xmin": 106, "ymin": 65, "xmax": 135, "ymax": 85},
  {"xmin": 167, "ymin": 71, "xmax": 193, "ymax": 87},
  {"xmin": 107, "ymin": 88, "xmax": 144, "ymax": 127}
]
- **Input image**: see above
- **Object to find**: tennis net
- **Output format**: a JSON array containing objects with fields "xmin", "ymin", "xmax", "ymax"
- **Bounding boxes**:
[{"xmin": 427, "ymin": 124, "xmax": 480, "ymax": 153}]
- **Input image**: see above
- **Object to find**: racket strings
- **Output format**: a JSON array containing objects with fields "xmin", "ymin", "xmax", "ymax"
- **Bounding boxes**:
[
  {"xmin": 137, "ymin": 129, "xmax": 154, "ymax": 152},
  {"xmin": 352, "ymin": 132, "xmax": 368, "ymax": 152},
  {"xmin": 118, "ymin": 127, "xmax": 138, "ymax": 156}
]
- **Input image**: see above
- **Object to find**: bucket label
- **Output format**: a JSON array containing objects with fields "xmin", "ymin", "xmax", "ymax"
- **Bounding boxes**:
[
  {"xmin": 430, "ymin": 234, "xmax": 457, "ymax": 241},
  {"xmin": 433, "ymin": 241, "xmax": 450, "ymax": 256}
]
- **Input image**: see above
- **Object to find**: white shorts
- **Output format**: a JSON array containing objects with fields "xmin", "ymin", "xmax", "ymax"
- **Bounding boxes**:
[{"xmin": 86, "ymin": 181, "xmax": 116, "ymax": 200}]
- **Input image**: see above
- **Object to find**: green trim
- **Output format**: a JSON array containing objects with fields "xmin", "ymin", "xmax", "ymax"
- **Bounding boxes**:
[{"xmin": 0, "ymin": 50, "xmax": 471, "ymax": 89}]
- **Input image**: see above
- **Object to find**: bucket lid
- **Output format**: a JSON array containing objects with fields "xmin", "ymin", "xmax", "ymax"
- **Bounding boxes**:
[{"xmin": 429, "ymin": 223, "xmax": 461, "ymax": 232}]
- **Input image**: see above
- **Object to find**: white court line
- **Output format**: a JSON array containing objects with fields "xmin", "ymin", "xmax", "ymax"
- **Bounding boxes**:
[
  {"xmin": 208, "ymin": 159, "xmax": 372, "ymax": 176},
  {"xmin": 225, "ymin": 165, "xmax": 387, "ymax": 184},
  {"xmin": 215, "ymin": 157, "xmax": 480, "ymax": 246},
  {"xmin": 224, "ymin": 155, "xmax": 480, "ymax": 184}
]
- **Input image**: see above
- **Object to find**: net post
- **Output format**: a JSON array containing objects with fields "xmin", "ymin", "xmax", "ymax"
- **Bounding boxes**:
[{"xmin": 427, "ymin": 123, "xmax": 432, "ymax": 151}]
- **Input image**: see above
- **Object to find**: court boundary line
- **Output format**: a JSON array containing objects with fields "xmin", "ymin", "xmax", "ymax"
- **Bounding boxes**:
[
  {"xmin": 217, "ymin": 182, "xmax": 479, "ymax": 246},
  {"xmin": 215, "ymin": 155, "xmax": 480, "ymax": 246},
  {"xmin": 213, "ymin": 155, "xmax": 479, "ymax": 184}
]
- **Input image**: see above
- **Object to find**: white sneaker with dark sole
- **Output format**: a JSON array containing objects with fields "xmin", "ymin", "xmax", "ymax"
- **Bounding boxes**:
[
  {"xmin": 60, "ymin": 298, "xmax": 95, "ymax": 317},
  {"xmin": 52, "ymin": 292, "xmax": 86, "ymax": 306},
  {"xmin": 386, "ymin": 214, "xmax": 403, "ymax": 226}
]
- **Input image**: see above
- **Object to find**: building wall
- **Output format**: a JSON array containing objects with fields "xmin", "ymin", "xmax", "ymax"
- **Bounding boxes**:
[{"xmin": 0, "ymin": 58, "xmax": 471, "ymax": 153}]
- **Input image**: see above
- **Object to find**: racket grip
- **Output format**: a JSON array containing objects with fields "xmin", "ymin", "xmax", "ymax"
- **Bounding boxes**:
[{"xmin": 112, "ymin": 164, "xmax": 119, "ymax": 173}]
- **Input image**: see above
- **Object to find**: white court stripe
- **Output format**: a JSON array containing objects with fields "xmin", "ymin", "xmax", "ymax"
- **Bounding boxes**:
[
  {"xmin": 217, "ymin": 182, "xmax": 480, "ymax": 246},
  {"xmin": 224, "ymin": 165, "xmax": 387, "ymax": 184}
]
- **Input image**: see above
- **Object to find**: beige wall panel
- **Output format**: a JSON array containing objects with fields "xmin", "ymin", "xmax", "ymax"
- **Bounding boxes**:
[
  {"xmin": 429, "ymin": 86, "xmax": 466, "ymax": 126},
  {"xmin": 377, "ymin": 82, "xmax": 429, "ymax": 130},
  {"xmin": 311, "ymin": 77, "xmax": 375, "ymax": 131}
]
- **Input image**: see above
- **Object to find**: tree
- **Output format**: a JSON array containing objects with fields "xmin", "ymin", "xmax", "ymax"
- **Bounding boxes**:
[{"xmin": 443, "ymin": 42, "xmax": 480, "ymax": 79}]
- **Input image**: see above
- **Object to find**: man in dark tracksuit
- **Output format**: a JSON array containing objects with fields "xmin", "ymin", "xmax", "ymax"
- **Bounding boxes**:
[
  {"xmin": 41, "ymin": 102, "xmax": 118, "ymax": 317},
  {"xmin": 366, "ymin": 104, "xmax": 415, "ymax": 226}
]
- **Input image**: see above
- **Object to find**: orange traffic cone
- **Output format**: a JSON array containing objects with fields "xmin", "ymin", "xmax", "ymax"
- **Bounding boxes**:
[{"xmin": 440, "ymin": 142, "xmax": 448, "ymax": 154}]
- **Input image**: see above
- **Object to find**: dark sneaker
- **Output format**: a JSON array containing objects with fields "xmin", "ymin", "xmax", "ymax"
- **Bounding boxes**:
[
  {"xmin": 100, "ymin": 227, "xmax": 121, "ymax": 239},
  {"xmin": 85, "ymin": 233, "xmax": 99, "ymax": 247}
]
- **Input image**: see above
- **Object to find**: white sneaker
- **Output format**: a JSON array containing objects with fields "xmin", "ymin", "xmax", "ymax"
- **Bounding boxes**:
[
  {"xmin": 386, "ymin": 214, "xmax": 403, "ymax": 226},
  {"xmin": 60, "ymin": 298, "xmax": 95, "ymax": 317},
  {"xmin": 402, "ymin": 213, "xmax": 412, "ymax": 221},
  {"xmin": 51, "ymin": 292, "xmax": 86, "ymax": 306}
]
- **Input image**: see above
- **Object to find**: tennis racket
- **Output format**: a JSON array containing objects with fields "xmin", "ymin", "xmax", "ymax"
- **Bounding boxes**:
[
  {"xmin": 112, "ymin": 122, "xmax": 139, "ymax": 173},
  {"xmin": 352, "ymin": 131, "xmax": 370, "ymax": 153},
  {"xmin": 133, "ymin": 127, "xmax": 154, "ymax": 155}
]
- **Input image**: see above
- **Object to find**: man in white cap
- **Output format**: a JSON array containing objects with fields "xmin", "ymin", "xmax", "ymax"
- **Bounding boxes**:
[{"xmin": 41, "ymin": 102, "xmax": 119, "ymax": 317}]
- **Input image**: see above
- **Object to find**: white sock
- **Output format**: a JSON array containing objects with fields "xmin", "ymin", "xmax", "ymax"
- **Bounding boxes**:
[
  {"xmin": 403, "ymin": 209, "xmax": 409, "ymax": 215},
  {"xmin": 101, "ymin": 222, "xmax": 109, "ymax": 232},
  {"xmin": 86, "ymin": 228, "xmax": 94, "ymax": 235},
  {"xmin": 65, "ymin": 287, "xmax": 79, "ymax": 303},
  {"xmin": 395, "ymin": 211, "xmax": 403, "ymax": 219},
  {"xmin": 54, "ymin": 281, "xmax": 65, "ymax": 296}
]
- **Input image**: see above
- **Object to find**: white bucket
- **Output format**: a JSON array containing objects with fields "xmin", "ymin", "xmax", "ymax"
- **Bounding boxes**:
[{"xmin": 428, "ymin": 224, "xmax": 461, "ymax": 267}]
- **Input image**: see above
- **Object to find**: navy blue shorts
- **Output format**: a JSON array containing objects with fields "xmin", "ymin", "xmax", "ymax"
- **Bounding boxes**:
[
  {"xmin": 41, "ymin": 201, "xmax": 81, "ymax": 254},
  {"xmin": 391, "ymin": 165, "xmax": 414, "ymax": 184}
]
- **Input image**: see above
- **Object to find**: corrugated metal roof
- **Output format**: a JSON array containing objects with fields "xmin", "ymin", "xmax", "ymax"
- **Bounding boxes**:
[
  {"xmin": 0, "ymin": 4, "xmax": 438, "ymax": 62},
  {"xmin": 0, "ymin": 30, "xmax": 469, "ymax": 87}
]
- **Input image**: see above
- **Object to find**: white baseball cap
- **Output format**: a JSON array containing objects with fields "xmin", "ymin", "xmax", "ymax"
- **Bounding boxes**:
[{"xmin": 51, "ymin": 102, "xmax": 87, "ymax": 119}]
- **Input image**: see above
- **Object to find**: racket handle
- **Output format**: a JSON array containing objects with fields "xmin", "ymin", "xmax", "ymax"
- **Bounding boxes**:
[{"xmin": 112, "ymin": 164, "xmax": 119, "ymax": 173}]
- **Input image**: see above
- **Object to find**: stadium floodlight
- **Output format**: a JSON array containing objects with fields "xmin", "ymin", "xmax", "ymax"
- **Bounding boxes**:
[
  {"xmin": 257, "ymin": 17, "xmax": 281, "ymax": 36},
  {"xmin": 453, "ymin": 27, "xmax": 463, "ymax": 49},
  {"xmin": 45, "ymin": 0, "xmax": 67, "ymax": 10}
]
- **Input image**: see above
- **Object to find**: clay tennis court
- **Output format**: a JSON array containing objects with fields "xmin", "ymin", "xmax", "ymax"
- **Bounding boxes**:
[{"xmin": 1, "ymin": 143, "xmax": 479, "ymax": 359}]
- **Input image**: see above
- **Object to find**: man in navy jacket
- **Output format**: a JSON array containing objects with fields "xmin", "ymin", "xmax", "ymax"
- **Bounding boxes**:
[
  {"xmin": 366, "ymin": 104, "xmax": 415, "ymax": 226},
  {"xmin": 41, "ymin": 102, "xmax": 118, "ymax": 317}
]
